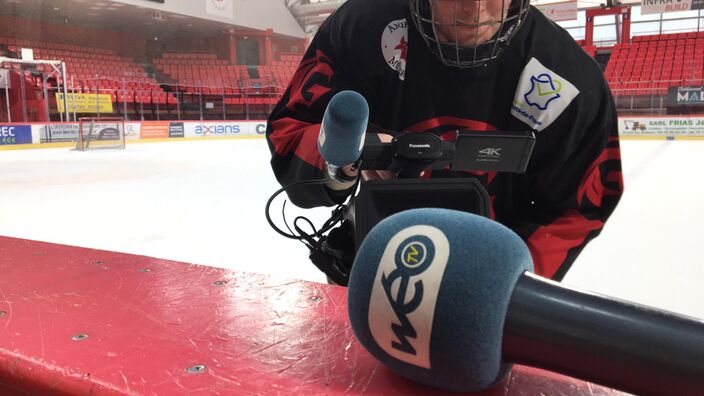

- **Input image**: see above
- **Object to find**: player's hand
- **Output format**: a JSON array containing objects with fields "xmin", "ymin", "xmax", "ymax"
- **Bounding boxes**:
[
  {"xmin": 362, "ymin": 169, "xmax": 395, "ymax": 180},
  {"xmin": 340, "ymin": 133, "xmax": 396, "ymax": 181},
  {"xmin": 340, "ymin": 163, "xmax": 360, "ymax": 178},
  {"xmin": 342, "ymin": 163, "xmax": 395, "ymax": 180}
]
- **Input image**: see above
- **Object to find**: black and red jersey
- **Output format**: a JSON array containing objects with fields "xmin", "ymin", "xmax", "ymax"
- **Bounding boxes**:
[{"xmin": 266, "ymin": 0, "xmax": 623, "ymax": 280}]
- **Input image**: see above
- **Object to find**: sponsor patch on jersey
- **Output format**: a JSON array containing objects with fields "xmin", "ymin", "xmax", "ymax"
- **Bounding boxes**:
[
  {"xmin": 511, "ymin": 58, "xmax": 579, "ymax": 132},
  {"xmin": 381, "ymin": 18, "xmax": 408, "ymax": 81}
]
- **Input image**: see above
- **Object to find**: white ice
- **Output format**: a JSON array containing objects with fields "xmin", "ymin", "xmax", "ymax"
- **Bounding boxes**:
[{"xmin": 1, "ymin": 138, "xmax": 702, "ymax": 319}]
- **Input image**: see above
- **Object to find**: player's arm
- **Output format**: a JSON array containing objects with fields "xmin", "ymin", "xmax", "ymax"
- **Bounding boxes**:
[
  {"xmin": 265, "ymin": 11, "xmax": 375, "ymax": 209},
  {"xmin": 509, "ymin": 86, "xmax": 624, "ymax": 280}
]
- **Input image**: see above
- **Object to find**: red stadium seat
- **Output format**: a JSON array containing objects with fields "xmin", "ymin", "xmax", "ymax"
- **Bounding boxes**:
[{"xmin": 605, "ymin": 31, "xmax": 704, "ymax": 96}]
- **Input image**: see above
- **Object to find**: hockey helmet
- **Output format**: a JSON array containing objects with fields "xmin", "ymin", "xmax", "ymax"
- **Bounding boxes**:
[{"xmin": 409, "ymin": 0, "xmax": 531, "ymax": 68}]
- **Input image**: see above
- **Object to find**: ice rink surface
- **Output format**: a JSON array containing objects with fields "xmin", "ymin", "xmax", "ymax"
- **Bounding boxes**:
[{"xmin": 1, "ymin": 138, "xmax": 702, "ymax": 319}]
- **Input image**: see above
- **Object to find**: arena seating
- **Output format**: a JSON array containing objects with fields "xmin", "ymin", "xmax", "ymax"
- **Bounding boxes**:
[
  {"xmin": 1, "ymin": 40, "xmax": 303, "ymax": 115},
  {"xmin": 154, "ymin": 52, "xmax": 295, "ymax": 104},
  {"xmin": 605, "ymin": 32, "xmax": 704, "ymax": 96},
  {"xmin": 7, "ymin": 29, "xmax": 704, "ymax": 115},
  {"xmin": 154, "ymin": 52, "xmax": 301, "ymax": 106},
  {"xmin": 0, "ymin": 36, "xmax": 173, "ymax": 105},
  {"xmin": 257, "ymin": 54, "xmax": 300, "ymax": 89},
  {"xmin": 575, "ymin": 40, "xmax": 597, "ymax": 57},
  {"xmin": 154, "ymin": 52, "xmax": 245, "ymax": 96}
]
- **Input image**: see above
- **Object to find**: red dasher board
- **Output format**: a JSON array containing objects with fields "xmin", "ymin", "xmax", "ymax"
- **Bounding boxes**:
[{"xmin": 0, "ymin": 236, "xmax": 628, "ymax": 395}]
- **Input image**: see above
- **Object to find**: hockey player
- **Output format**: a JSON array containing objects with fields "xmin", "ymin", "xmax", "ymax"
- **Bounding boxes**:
[{"xmin": 266, "ymin": 0, "xmax": 623, "ymax": 280}]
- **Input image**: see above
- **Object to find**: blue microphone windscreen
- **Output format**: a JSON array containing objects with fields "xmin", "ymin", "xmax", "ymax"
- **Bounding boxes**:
[
  {"xmin": 318, "ymin": 90, "xmax": 369, "ymax": 167},
  {"xmin": 348, "ymin": 208, "xmax": 533, "ymax": 392}
]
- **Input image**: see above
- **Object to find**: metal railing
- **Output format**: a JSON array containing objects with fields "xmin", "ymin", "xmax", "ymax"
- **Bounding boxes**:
[
  {"xmin": 1, "ymin": 71, "xmax": 286, "ymax": 123},
  {"xmin": 5, "ymin": 72, "xmax": 704, "ymax": 122},
  {"xmin": 611, "ymin": 81, "xmax": 704, "ymax": 116}
]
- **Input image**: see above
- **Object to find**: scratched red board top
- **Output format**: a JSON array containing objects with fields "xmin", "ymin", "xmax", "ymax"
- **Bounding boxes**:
[{"xmin": 0, "ymin": 236, "xmax": 628, "ymax": 395}]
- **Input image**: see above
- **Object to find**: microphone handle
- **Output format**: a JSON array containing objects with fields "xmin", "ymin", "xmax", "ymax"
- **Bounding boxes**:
[
  {"xmin": 325, "ymin": 162, "xmax": 358, "ymax": 183},
  {"xmin": 502, "ymin": 272, "xmax": 704, "ymax": 396}
]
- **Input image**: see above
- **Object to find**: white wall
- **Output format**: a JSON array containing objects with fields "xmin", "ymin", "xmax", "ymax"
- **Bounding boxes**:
[{"xmin": 111, "ymin": 0, "xmax": 305, "ymax": 38}]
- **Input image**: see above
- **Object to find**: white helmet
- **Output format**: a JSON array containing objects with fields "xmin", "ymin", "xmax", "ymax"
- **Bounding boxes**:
[{"xmin": 409, "ymin": 0, "xmax": 531, "ymax": 68}]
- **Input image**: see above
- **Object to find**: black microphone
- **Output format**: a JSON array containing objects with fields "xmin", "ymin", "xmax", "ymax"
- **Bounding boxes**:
[
  {"xmin": 504, "ymin": 272, "xmax": 704, "ymax": 396},
  {"xmin": 317, "ymin": 90, "xmax": 369, "ymax": 182},
  {"xmin": 348, "ymin": 208, "xmax": 704, "ymax": 395}
]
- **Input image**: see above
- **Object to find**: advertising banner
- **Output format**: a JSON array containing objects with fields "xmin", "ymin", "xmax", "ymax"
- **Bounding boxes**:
[
  {"xmin": 619, "ymin": 116, "xmax": 704, "ymax": 136},
  {"xmin": 169, "ymin": 122, "xmax": 185, "ymax": 138},
  {"xmin": 41, "ymin": 123, "xmax": 80, "ymax": 142},
  {"xmin": 535, "ymin": 1, "xmax": 578, "ymax": 22},
  {"xmin": 83, "ymin": 122, "xmax": 123, "ymax": 141},
  {"xmin": 56, "ymin": 93, "xmax": 114, "ymax": 114},
  {"xmin": 641, "ymin": 0, "xmax": 700, "ymax": 15},
  {"xmin": 184, "ymin": 121, "xmax": 267, "ymax": 138},
  {"xmin": 666, "ymin": 86, "xmax": 704, "ymax": 106},
  {"xmin": 185, "ymin": 122, "xmax": 243, "ymax": 137},
  {"xmin": 124, "ymin": 122, "xmax": 141, "ymax": 141},
  {"xmin": 0, "ymin": 125, "xmax": 33, "ymax": 145},
  {"xmin": 251, "ymin": 121, "xmax": 267, "ymax": 136},
  {"xmin": 140, "ymin": 121, "xmax": 170, "ymax": 139},
  {"xmin": 10, "ymin": 120, "xmax": 267, "ymax": 147}
]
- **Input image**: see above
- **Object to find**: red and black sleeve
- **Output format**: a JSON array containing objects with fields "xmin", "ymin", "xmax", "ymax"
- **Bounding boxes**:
[
  {"xmin": 509, "ymin": 85, "xmax": 624, "ymax": 280},
  {"xmin": 265, "ymin": 8, "xmax": 375, "ymax": 209}
]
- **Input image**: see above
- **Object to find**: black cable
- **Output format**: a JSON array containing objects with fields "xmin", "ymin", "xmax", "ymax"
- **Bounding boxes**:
[
  {"xmin": 265, "ymin": 177, "xmax": 329, "ymax": 240},
  {"xmin": 264, "ymin": 177, "xmax": 357, "ymax": 243},
  {"xmin": 265, "ymin": 175, "xmax": 359, "ymax": 285},
  {"xmin": 281, "ymin": 200, "xmax": 296, "ymax": 239}
]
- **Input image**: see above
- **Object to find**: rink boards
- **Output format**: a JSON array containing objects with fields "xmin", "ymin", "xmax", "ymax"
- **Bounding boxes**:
[
  {"xmin": 0, "ymin": 236, "xmax": 626, "ymax": 395},
  {"xmin": 2, "ymin": 116, "xmax": 704, "ymax": 153}
]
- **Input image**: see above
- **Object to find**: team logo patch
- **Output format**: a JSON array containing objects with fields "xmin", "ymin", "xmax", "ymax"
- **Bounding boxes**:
[
  {"xmin": 381, "ymin": 18, "xmax": 408, "ymax": 81},
  {"xmin": 511, "ymin": 58, "xmax": 579, "ymax": 131}
]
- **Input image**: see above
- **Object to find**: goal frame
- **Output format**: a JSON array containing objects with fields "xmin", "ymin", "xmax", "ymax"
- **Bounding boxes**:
[{"xmin": 76, "ymin": 117, "xmax": 126, "ymax": 151}]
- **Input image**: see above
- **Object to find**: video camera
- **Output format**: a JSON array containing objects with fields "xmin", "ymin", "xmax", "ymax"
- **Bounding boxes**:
[
  {"xmin": 347, "ymin": 129, "xmax": 536, "ymax": 251},
  {"xmin": 265, "ymin": 92, "xmax": 536, "ymax": 285}
]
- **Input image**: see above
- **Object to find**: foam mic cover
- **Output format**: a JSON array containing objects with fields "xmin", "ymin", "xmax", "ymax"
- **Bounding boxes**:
[
  {"xmin": 318, "ymin": 90, "xmax": 369, "ymax": 167},
  {"xmin": 347, "ymin": 208, "xmax": 533, "ymax": 392}
]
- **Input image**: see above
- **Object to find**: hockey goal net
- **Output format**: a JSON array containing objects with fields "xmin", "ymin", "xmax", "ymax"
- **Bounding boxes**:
[{"xmin": 75, "ymin": 117, "xmax": 126, "ymax": 151}]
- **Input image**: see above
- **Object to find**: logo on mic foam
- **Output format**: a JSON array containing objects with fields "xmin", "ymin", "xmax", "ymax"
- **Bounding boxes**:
[
  {"xmin": 317, "ymin": 125, "xmax": 327, "ymax": 147},
  {"xmin": 368, "ymin": 225, "xmax": 450, "ymax": 369}
]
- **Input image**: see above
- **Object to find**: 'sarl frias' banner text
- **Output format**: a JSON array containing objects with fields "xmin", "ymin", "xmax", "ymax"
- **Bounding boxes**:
[{"xmin": 619, "ymin": 116, "xmax": 704, "ymax": 137}]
